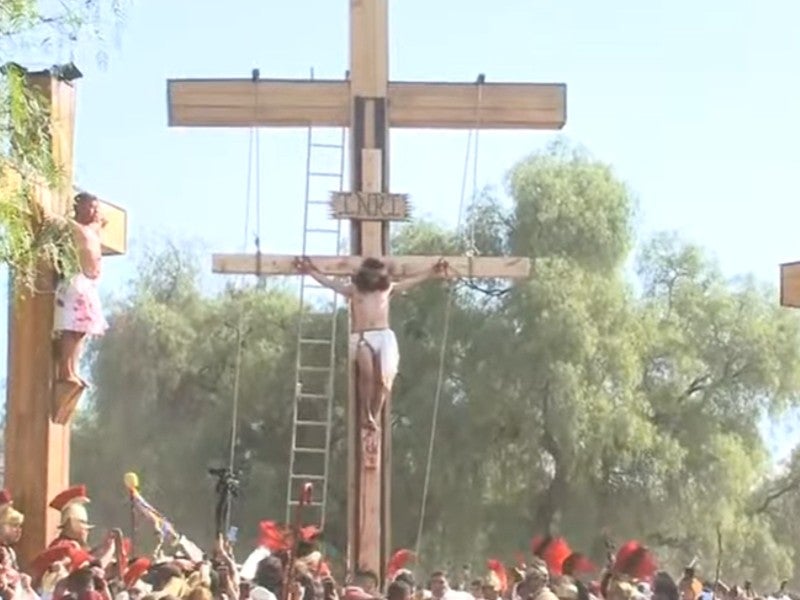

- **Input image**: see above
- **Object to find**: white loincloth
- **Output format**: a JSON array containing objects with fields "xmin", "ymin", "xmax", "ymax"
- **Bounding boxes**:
[
  {"xmin": 349, "ymin": 328, "xmax": 400, "ymax": 383},
  {"xmin": 53, "ymin": 273, "xmax": 108, "ymax": 336}
]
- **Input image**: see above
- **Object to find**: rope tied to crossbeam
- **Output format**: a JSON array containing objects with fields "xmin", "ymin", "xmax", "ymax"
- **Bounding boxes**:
[
  {"xmin": 413, "ymin": 74, "xmax": 485, "ymax": 564},
  {"xmin": 217, "ymin": 69, "xmax": 266, "ymax": 536}
]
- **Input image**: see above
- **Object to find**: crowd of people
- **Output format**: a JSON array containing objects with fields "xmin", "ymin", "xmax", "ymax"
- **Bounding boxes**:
[{"xmin": 0, "ymin": 485, "xmax": 792, "ymax": 600}]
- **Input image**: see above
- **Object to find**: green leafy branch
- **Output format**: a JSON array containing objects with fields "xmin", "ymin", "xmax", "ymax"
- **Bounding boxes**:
[{"xmin": 0, "ymin": 62, "xmax": 78, "ymax": 290}]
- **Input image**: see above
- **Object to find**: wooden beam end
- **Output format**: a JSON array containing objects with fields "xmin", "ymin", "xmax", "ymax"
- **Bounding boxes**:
[
  {"xmin": 99, "ymin": 199, "xmax": 127, "ymax": 256},
  {"xmin": 167, "ymin": 78, "xmax": 351, "ymax": 128},
  {"xmin": 780, "ymin": 261, "xmax": 800, "ymax": 308}
]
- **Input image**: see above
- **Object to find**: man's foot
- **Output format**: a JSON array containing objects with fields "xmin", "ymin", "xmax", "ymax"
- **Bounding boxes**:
[{"xmin": 53, "ymin": 379, "xmax": 86, "ymax": 425}]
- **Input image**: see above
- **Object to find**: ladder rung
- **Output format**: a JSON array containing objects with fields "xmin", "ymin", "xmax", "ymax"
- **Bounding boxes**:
[
  {"xmin": 299, "ymin": 366, "xmax": 330, "ymax": 372},
  {"xmin": 291, "ymin": 473, "xmax": 326, "ymax": 480},
  {"xmin": 298, "ymin": 393, "xmax": 328, "ymax": 400},
  {"xmin": 296, "ymin": 420, "xmax": 329, "ymax": 427},
  {"xmin": 308, "ymin": 200, "xmax": 330, "ymax": 205},
  {"xmin": 309, "ymin": 172, "xmax": 342, "ymax": 177},
  {"xmin": 311, "ymin": 143, "xmax": 343, "ymax": 149},
  {"xmin": 306, "ymin": 228, "xmax": 339, "ymax": 234},
  {"xmin": 289, "ymin": 500, "xmax": 323, "ymax": 507},
  {"xmin": 294, "ymin": 447, "xmax": 326, "ymax": 454},
  {"xmin": 300, "ymin": 338, "xmax": 332, "ymax": 345}
]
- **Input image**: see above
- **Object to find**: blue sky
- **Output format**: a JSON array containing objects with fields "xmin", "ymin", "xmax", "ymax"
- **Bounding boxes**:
[{"xmin": 2, "ymin": 0, "xmax": 800, "ymax": 458}]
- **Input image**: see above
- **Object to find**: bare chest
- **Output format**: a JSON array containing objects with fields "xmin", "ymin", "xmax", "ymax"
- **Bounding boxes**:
[
  {"xmin": 75, "ymin": 225, "xmax": 101, "ymax": 253},
  {"xmin": 350, "ymin": 290, "xmax": 390, "ymax": 315}
]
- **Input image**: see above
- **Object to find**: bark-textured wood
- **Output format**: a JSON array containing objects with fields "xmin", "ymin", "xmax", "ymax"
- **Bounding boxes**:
[
  {"xmin": 212, "ymin": 254, "xmax": 532, "ymax": 279},
  {"xmin": 781, "ymin": 262, "xmax": 800, "ymax": 308},
  {"xmin": 167, "ymin": 79, "xmax": 566, "ymax": 130},
  {"xmin": 5, "ymin": 72, "xmax": 75, "ymax": 567}
]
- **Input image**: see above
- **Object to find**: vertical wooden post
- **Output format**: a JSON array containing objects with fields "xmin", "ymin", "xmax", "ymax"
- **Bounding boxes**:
[
  {"xmin": 347, "ymin": 0, "xmax": 391, "ymax": 581},
  {"xmin": 4, "ymin": 71, "xmax": 77, "ymax": 566}
]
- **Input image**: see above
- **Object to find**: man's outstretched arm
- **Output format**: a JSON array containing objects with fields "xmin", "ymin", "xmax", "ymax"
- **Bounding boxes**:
[
  {"xmin": 294, "ymin": 257, "xmax": 353, "ymax": 296},
  {"xmin": 391, "ymin": 259, "xmax": 449, "ymax": 293}
]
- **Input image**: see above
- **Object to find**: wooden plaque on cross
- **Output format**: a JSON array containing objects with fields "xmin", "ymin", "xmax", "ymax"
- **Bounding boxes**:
[{"xmin": 166, "ymin": 0, "xmax": 565, "ymax": 581}]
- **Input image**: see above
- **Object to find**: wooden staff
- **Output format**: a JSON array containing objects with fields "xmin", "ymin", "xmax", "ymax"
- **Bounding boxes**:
[
  {"xmin": 111, "ymin": 529, "xmax": 126, "ymax": 583},
  {"xmin": 712, "ymin": 524, "xmax": 723, "ymax": 600}
]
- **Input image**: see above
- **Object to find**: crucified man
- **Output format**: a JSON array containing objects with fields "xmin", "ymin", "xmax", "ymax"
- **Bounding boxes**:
[
  {"xmin": 295, "ymin": 256, "xmax": 448, "ymax": 430},
  {"xmin": 47, "ymin": 192, "xmax": 109, "ymax": 421}
]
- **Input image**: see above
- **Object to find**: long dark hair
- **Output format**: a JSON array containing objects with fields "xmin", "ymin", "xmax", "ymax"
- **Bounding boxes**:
[{"xmin": 352, "ymin": 258, "xmax": 391, "ymax": 292}]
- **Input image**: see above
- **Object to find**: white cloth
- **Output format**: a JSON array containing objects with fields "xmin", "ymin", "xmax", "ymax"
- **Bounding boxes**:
[
  {"xmin": 240, "ymin": 546, "xmax": 271, "ymax": 581},
  {"xmin": 350, "ymin": 329, "xmax": 400, "ymax": 382},
  {"xmin": 53, "ymin": 273, "xmax": 108, "ymax": 335},
  {"xmin": 250, "ymin": 587, "xmax": 278, "ymax": 600}
]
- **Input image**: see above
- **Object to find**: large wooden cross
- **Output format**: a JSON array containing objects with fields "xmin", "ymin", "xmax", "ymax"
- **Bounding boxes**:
[
  {"xmin": 3, "ymin": 66, "xmax": 127, "ymax": 565},
  {"xmin": 166, "ymin": 1, "xmax": 565, "ymax": 579}
]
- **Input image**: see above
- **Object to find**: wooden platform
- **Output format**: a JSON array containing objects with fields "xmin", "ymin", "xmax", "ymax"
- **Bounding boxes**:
[{"xmin": 781, "ymin": 262, "xmax": 800, "ymax": 308}]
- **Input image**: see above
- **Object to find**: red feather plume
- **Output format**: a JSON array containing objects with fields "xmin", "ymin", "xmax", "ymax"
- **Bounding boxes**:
[
  {"xmin": 123, "ymin": 557, "xmax": 151, "ymax": 588},
  {"xmin": 562, "ymin": 553, "xmax": 597, "ymax": 576},
  {"xmin": 259, "ymin": 520, "xmax": 290, "ymax": 552},
  {"xmin": 531, "ymin": 536, "xmax": 573, "ymax": 576},
  {"xmin": 612, "ymin": 541, "xmax": 657, "ymax": 581},
  {"xmin": 387, "ymin": 549, "xmax": 415, "ymax": 579},
  {"xmin": 487, "ymin": 559, "xmax": 508, "ymax": 593},
  {"xmin": 300, "ymin": 525, "xmax": 321, "ymax": 542}
]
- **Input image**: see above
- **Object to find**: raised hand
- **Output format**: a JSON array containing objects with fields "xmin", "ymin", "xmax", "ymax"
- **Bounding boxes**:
[{"xmin": 294, "ymin": 256, "xmax": 316, "ymax": 274}]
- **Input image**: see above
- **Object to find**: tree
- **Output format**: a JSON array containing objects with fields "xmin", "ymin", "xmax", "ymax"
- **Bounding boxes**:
[
  {"xmin": 73, "ymin": 243, "xmax": 299, "ymax": 548},
  {"xmin": 0, "ymin": 0, "xmax": 129, "ymax": 289}
]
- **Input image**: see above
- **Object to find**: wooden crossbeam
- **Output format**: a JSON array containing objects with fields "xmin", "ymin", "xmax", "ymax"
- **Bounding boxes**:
[
  {"xmin": 212, "ymin": 253, "xmax": 531, "ymax": 279},
  {"xmin": 781, "ymin": 261, "xmax": 800, "ymax": 308},
  {"xmin": 98, "ymin": 198, "xmax": 127, "ymax": 256},
  {"xmin": 167, "ymin": 78, "xmax": 566, "ymax": 130},
  {"xmin": 168, "ymin": 79, "xmax": 350, "ymax": 128},
  {"xmin": 0, "ymin": 167, "xmax": 127, "ymax": 256},
  {"xmin": 387, "ymin": 81, "xmax": 566, "ymax": 129}
]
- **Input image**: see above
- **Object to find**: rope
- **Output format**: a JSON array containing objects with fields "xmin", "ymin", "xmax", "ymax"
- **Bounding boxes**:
[
  {"xmin": 467, "ymin": 77, "xmax": 484, "ymax": 256},
  {"xmin": 251, "ymin": 69, "xmax": 264, "ymax": 286},
  {"xmin": 414, "ymin": 75, "xmax": 485, "ymax": 562},
  {"xmin": 221, "ymin": 69, "xmax": 262, "ymax": 532}
]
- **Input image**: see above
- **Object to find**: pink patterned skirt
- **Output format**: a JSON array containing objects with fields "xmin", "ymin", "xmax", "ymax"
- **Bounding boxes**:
[{"xmin": 53, "ymin": 273, "xmax": 109, "ymax": 336}]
